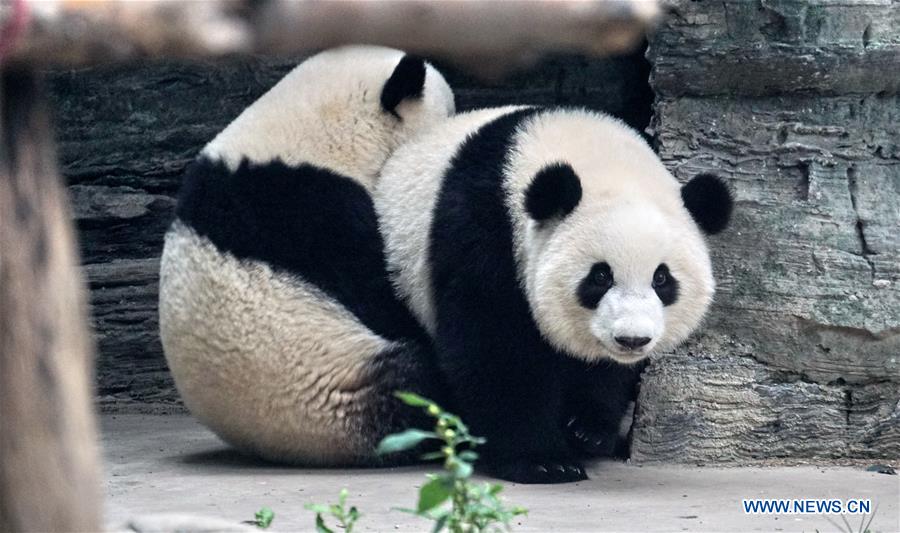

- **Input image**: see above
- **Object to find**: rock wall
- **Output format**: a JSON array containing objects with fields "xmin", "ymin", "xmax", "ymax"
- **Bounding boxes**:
[
  {"xmin": 631, "ymin": 0, "xmax": 899, "ymax": 463},
  {"xmin": 50, "ymin": 53, "xmax": 651, "ymax": 407}
]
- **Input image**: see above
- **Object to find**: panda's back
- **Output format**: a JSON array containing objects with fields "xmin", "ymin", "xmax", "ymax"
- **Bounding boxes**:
[{"xmin": 175, "ymin": 156, "xmax": 425, "ymax": 343}]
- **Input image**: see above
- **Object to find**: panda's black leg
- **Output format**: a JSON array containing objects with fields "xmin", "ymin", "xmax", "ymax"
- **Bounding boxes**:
[
  {"xmin": 433, "ymin": 296, "xmax": 586, "ymax": 484},
  {"xmin": 365, "ymin": 340, "xmax": 451, "ymax": 465},
  {"xmin": 562, "ymin": 358, "xmax": 645, "ymax": 458},
  {"xmin": 563, "ymin": 412, "xmax": 620, "ymax": 458}
]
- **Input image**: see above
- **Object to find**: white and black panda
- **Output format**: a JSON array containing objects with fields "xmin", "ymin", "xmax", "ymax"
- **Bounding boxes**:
[
  {"xmin": 375, "ymin": 106, "xmax": 733, "ymax": 483},
  {"xmin": 158, "ymin": 46, "xmax": 455, "ymax": 465}
]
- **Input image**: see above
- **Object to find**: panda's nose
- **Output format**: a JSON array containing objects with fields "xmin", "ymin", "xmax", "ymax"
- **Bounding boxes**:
[{"xmin": 615, "ymin": 336, "xmax": 651, "ymax": 350}]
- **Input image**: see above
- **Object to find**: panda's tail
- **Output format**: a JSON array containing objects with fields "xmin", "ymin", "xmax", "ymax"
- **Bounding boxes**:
[{"xmin": 361, "ymin": 338, "xmax": 450, "ymax": 464}]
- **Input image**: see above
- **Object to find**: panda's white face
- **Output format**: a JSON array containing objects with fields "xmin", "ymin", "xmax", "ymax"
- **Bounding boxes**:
[
  {"xmin": 505, "ymin": 109, "xmax": 731, "ymax": 365},
  {"xmin": 529, "ymin": 200, "xmax": 715, "ymax": 364}
]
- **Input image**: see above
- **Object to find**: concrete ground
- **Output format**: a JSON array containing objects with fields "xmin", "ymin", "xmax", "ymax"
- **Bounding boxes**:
[{"xmin": 102, "ymin": 414, "xmax": 899, "ymax": 532}]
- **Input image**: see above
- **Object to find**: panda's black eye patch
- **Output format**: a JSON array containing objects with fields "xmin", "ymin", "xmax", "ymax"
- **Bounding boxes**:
[
  {"xmin": 652, "ymin": 264, "xmax": 679, "ymax": 306},
  {"xmin": 578, "ymin": 262, "xmax": 613, "ymax": 309}
]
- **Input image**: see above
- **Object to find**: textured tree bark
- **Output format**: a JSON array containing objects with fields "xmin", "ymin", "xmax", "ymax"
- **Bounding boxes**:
[
  {"xmin": 0, "ymin": 68, "xmax": 102, "ymax": 531},
  {"xmin": 631, "ymin": 0, "xmax": 899, "ymax": 464}
]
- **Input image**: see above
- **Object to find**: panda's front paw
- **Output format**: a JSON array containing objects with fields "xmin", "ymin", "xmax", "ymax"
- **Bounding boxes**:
[
  {"xmin": 565, "ymin": 415, "xmax": 618, "ymax": 457},
  {"xmin": 484, "ymin": 457, "xmax": 588, "ymax": 484}
]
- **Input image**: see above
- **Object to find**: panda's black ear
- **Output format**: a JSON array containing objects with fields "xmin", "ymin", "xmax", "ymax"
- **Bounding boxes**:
[
  {"xmin": 381, "ymin": 55, "xmax": 426, "ymax": 117},
  {"xmin": 681, "ymin": 173, "xmax": 733, "ymax": 235},
  {"xmin": 525, "ymin": 163, "xmax": 582, "ymax": 222}
]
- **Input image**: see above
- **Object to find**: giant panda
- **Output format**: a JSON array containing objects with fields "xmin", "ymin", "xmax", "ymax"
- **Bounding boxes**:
[
  {"xmin": 374, "ymin": 106, "xmax": 733, "ymax": 483},
  {"xmin": 158, "ymin": 46, "xmax": 455, "ymax": 465}
]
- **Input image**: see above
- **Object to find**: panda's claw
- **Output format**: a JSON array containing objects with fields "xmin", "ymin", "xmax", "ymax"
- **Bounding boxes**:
[
  {"xmin": 565, "ymin": 464, "xmax": 585, "ymax": 477},
  {"xmin": 485, "ymin": 457, "xmax": 588, "ymax": 484}
]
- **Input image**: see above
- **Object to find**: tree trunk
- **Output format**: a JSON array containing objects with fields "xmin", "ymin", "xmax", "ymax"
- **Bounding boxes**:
[{"xmin": 0, "ymin": 67, "xmax": 102, "ymax": 532}]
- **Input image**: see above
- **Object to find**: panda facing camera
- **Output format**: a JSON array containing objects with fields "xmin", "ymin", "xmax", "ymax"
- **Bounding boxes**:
[{"xmin": 375, "ymin": 106, "xmax": 733, "ymax": 484}]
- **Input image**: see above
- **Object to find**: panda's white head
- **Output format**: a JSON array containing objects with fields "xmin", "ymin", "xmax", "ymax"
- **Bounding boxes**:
[
  {"xmin": 203, "ymin": 45, "xmax": 455, "ymax": 186},
  {"xmin": 509, "ymin": 110, "xmax": 733, "ymax": 364}
]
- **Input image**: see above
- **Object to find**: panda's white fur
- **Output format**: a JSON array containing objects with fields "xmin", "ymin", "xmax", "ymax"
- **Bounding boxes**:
[
  {"xmin": 377, "ymin": 107, "xmax": 714, "ymax": 365},
  {"xmin": 159, "ymin": 46, "xmax": 454, "ymax": 464}
]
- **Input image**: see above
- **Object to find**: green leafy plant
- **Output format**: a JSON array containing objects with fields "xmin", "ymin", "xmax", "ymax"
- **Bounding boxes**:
[
  {"xmin": 305, "ymin": 488, "xmax": 361, "ymax": 533},
  {"xmin": 377, "ymin": 392, "xmax": 527, "ymax": 532},
  {"xmin": 251, "ymin": 507, "xmax": 275, "ymax": 529}
]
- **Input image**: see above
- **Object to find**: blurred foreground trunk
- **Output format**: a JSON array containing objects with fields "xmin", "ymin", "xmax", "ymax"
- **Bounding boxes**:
[
  {"xmin": 0, "ymin": 68, "xmax": 101, "ymax": 532},
  {"xmin": 5, "ymin": 0, "xmax": 657, "ymax": 79}
]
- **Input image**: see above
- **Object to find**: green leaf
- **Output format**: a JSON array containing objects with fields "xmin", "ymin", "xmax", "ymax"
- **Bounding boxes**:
[
  {"xmin": 420, "ymin": 451, "xmax": 444, "ymax": 461},
  {"xmin": 394, "ymin": 391, "xmax": 433, "ymax": 407},
  {"xmin": 376, "ymin": 429, "xmax": 438, "ymax": 455},
  {"xmin": 417, "ymin": 478, "xmax": 452, "ymax": 513},
  {"xmin": 428, "ymin": 507, "xmax": 450, "ymax": 519},
  {"xmin": 314, "ymin": 514, "xmax": 334, "ymax": 533},
  {"xmin": 304, "ymin": 504, "xmax": 330, "ymax": 514},
  {"xmin": 443, "ymin": 414, "xmax": 463, "ymax": 428},
  {"xmin": 431, "ymin": 514, "xmax": 449, "ymax": 533},
  {"xmin": 449, "ymin": 459, "xmax": 473, "ymax": 479},
  {"xmin": 458, "ymin": 450, "xmax": 479, "ymax": 462},
  {"xmin": 254, "ymin": 507, "xmax": 275, "ymax": 529}
]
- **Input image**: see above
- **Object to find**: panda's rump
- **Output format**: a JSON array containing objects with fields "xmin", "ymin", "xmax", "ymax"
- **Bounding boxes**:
[
  {"xmin": 160, "ymin": 222, "xmax": 401, "ymax": 463},
  {"xmin": 160, "ymin": 157, "xmax": 438, "ymax": 464}
]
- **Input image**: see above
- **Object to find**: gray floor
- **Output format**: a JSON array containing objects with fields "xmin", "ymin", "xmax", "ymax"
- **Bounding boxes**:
[{"xmin": 102, "ymin": 414, "xmax": 899, "ymax": 532}]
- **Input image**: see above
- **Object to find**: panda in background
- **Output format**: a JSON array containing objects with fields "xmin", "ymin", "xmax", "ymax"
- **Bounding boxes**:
[
  {"xmin": 159, "ymin": 46, "xmax": 455, "ymax": 465},
  {"xmin": 375, "ymin": 106, "xmax": 733, "ymax": 483}
]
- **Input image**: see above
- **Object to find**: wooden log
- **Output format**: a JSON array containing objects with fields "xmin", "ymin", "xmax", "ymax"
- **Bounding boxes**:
[
  {"xmin": 3, "ymin": 0, "xmax": 658, "ymax": 77},
  {"xmin": 0, "ymin": 68, "xmax": 102, "ymax": 531}
]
